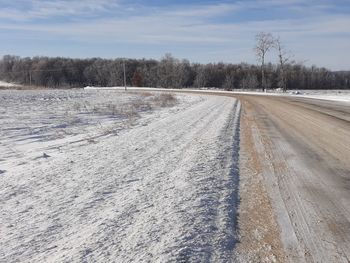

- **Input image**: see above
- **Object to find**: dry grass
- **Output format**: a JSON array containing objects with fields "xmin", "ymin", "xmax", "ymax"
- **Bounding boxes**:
[
  {"xmin": 0, "ymin": 85, "xmax": 49, "ymax": 90},
  {"xmin": 60, "ymin": 91, "xmax": 178, "ymax": 138},
  {"xmin": 153, "ymin": 93, "xmax": 178, "ymax": 107},
  {"xmin": 139, "ymin": 91, "xmax": 153, "ymax": 97}
]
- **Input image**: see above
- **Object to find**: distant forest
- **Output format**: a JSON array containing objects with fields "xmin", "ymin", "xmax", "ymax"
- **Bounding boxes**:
[{"xmin": 0, "ymin": 54, "xmax": 349, "ymax": 90}]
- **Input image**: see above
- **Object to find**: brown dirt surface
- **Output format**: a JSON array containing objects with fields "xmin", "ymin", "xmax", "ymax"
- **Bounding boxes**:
[
  {"xmin": 235, "ymin": 99, "xmax": 287, "ymax": 262},
  {"xmin": 235, "ymin": 95, "xmax": 350, "ymax": 263}
]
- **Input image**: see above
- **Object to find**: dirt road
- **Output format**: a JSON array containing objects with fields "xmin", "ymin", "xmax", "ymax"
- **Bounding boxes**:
[{"xmin": 237, "ymin": 95, "xmax": 350, "ymax": 262}]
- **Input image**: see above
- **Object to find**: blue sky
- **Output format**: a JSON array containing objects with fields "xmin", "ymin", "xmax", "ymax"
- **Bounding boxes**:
[{"xmin": 0, "ymin": 0, "xmax": 349, "ymax": 70}]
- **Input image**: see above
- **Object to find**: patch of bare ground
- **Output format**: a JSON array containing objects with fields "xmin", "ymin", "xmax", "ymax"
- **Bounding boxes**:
[{"xmin": 235, "ymin": 99, "xmax": 286, "ymax": 262}]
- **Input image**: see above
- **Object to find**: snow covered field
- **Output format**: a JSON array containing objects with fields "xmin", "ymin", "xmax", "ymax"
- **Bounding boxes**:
[
  {"xmin": 295, "ymin": 89, "xmax": 350, "ymax": 103},
  {"xmin": 0, "ymin": 90, "xmax": 241, "ymax": 262},
  {"xmin": 0, "ymin": 90, "xmax": 179, "ymax": 171}
]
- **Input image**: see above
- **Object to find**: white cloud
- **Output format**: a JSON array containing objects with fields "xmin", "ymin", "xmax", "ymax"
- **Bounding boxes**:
[
  {"xmin": 0, "ymin": 0, "xmax": 119, "ymax": 20},
  {"xmin": 164, "ymin": 3, "xmax": 239, "ymax": 17}
]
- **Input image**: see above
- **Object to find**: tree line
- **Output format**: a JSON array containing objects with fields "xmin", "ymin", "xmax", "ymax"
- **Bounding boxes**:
[{"xmin": 0, "ymin": 53, "xmax": 349, "ymax": 90}]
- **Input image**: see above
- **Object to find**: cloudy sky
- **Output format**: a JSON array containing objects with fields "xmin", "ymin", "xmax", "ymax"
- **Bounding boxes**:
[{"xmin": 0, "ymin": 0, "xmax": 349, "ymax": 70}]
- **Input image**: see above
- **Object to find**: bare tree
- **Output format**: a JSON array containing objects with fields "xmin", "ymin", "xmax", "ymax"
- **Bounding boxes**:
[
  {"xmin": 254, "ymin": 32, "xmax": 274, "ymax": 91},
  {"xmin": 274, "ymin": 36, "xmax": 293, "ymax": 92},
  {"xmin": 193, "ymin": 65, "xmax": 208, "ymax": 88},
  {"xmin": 132, "ymin": 70, "xmax": 143, "ymax": 87},
  {"xmin": 157, "ymin": 53, "xmax": 176, "ymax": 88},
  {"xmin": 241, "ymin": 73, "xmax": 259, "ymax": 90}
]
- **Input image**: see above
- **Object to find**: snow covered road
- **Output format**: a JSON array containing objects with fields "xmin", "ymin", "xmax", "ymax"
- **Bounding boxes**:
[{"xmin": 1, "ymin": 93, "xmax": 241, "ymax": 262}]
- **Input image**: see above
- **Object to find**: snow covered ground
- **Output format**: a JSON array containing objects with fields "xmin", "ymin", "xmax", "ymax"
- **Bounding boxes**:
[
  {"xmin": 0, "ymin": 80, "xmax": 22, "ymax": 88},
  {"xmin": 0, "ymin": 90, "xmax": 241, "ymax": 262},
  {"xmin": 85, "ymin": 86, "xmax": 350, "ymax": 103},
  {"xmin": 294, "ymin": 90, "xmax": 350, "ymax": 103},
  {"xmin": 0, "ymin": 89, "xmax": 179, "ymax": 171}
]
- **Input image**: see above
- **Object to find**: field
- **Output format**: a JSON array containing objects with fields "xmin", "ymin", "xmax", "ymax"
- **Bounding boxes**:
[
  {"xmin": 0, "ymin": 89, "xmax": 243, "ymax": 262},
  {"xmin": 0, "ymin": 90, "xmax": 178, "ymax": 171}
]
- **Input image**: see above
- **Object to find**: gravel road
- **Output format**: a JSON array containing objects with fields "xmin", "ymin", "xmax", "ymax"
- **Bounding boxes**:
[{"xmin": 237, "ymin": 95, "xmax": 350, "ymax": 263}]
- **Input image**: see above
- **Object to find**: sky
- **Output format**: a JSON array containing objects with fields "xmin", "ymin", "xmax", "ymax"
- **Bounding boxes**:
[{"xmin": 0, "ymin": 0, "xmax": 349, "ymax": 70}]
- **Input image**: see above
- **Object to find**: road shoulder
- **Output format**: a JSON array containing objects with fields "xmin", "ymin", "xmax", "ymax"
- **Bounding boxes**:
[{"xmin": 235, "ymin": 98, "xmax": 287, "ymax": 262}]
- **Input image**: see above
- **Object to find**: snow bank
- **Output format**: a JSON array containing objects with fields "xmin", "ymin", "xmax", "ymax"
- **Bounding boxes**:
[{"xmin": 0, "ymin": 80, "xmax": 22, "ymax": 88}]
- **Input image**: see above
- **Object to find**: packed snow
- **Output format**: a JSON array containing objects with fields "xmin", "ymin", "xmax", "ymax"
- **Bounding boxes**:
[{"xmin": 0, "ymin": 90, "xmax": 241, "ymax": 262}]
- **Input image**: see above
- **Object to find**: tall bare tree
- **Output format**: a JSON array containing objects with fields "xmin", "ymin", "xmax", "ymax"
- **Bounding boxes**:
[
  {"xmin": 254, "ymin": 32, "xmax": 274, "ymax": 91},
  {"xmin": 274, "ymin": 36, "xmax": 293, "ymax": 92}
]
